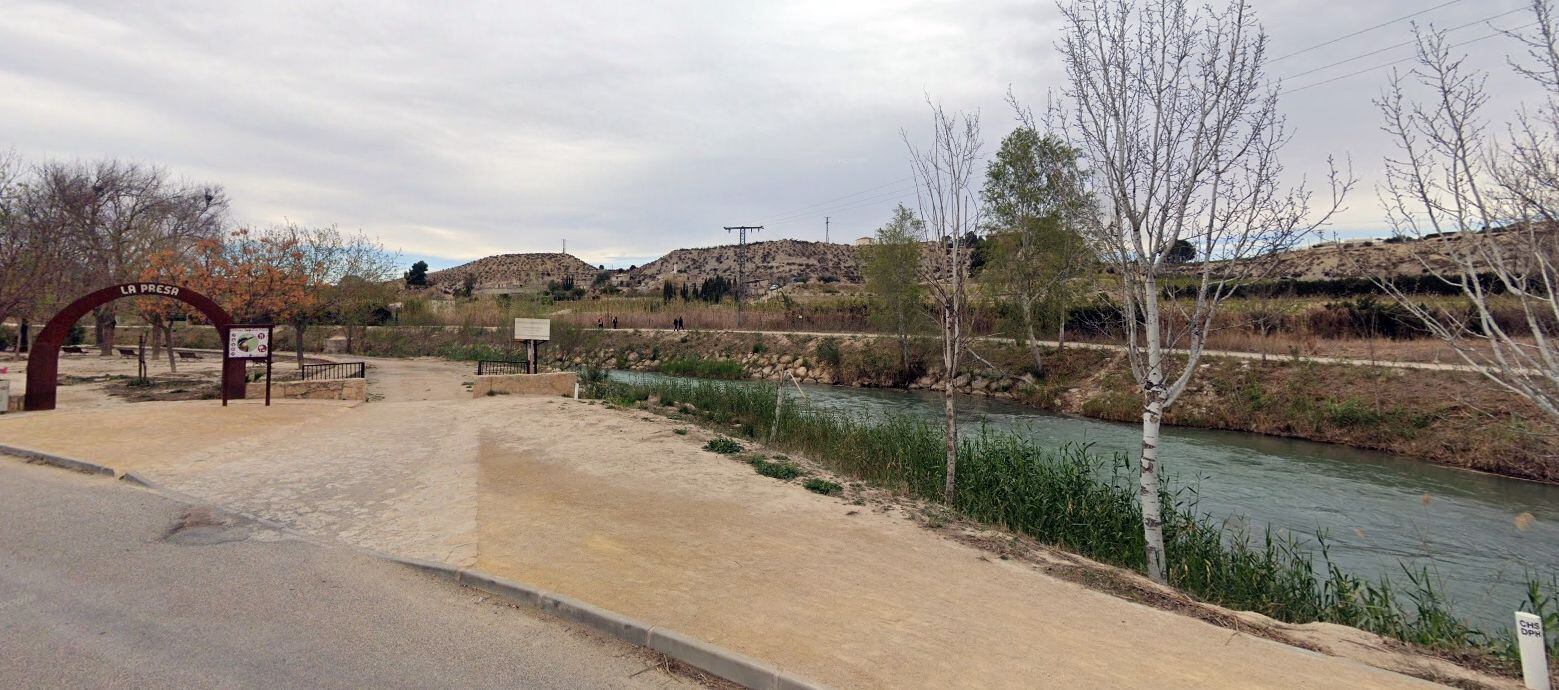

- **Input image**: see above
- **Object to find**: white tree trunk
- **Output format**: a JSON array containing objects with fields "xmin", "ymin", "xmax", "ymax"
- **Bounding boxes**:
[
  {"xmin": 1139, "ymin": 280, "xmax": 1168, "ymax": 584},
  {"xmin": 1139, "ymin": 389, "xmax": 1167, "ymax": 584},
  {"xmin": 943, "ymin": 303, "xmax": 959, "ymax": 502}
]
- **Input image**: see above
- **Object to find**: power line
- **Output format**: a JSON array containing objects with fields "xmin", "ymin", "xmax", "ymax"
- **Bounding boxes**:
[
  {"xmin": 1282, "ymin": 20, "xmax": 1535, "ymax": 95},
  {"xmin": 1271, "ymin": 0, "xmax": 1472, "ymax": 63},
  {"xmin": 759, "ymin": 177, "xmax": 913, "ymax": 224},
  {"xmin": 766, "ymin": 185, "xmax": 917, "ymax": 225},
  {"xmin": 1278, "ymin": 7, "xmax": 1525, "ymax": 82}
]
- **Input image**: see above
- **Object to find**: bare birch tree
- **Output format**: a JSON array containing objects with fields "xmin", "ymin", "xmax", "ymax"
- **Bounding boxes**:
[
  {"xmin": 1058, "ymin": 0, "xmax": 1349, "ymax": 583},
  {"xmin": 1373, "ymin": 0, "xmax": 1559, "ymax": 418},
  {"xmin": 905, "ymin": 103, "xmax": 983, "ymax": 502}
]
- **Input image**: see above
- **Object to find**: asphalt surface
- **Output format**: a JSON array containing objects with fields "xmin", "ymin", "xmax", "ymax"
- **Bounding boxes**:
[{"xmin": 0, "ymin": 459, "xmax": 699, "ymax": 689}]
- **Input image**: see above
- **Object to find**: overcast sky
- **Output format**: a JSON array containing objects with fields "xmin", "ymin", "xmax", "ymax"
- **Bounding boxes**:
[{"xmin": 1, "ymin": 0, "xmax": 1539, "ymax": 269}]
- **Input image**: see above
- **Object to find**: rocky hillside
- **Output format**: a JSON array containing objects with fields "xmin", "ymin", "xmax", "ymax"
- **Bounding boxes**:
[
  {"xmin": 426, "ymin": 253, "xmax": 600, "ymax": 295},
  {"xmin": 1171, "ymin": 227, "xmax": 1550, "ymax": 282},
  {"xmin": 624, "ymin": 239, "xmax": 863, "ymax": 291}
]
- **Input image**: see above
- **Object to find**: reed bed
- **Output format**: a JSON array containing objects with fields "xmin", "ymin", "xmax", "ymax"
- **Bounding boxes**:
[{"xmin": 584, "ymin": 375, "xmax": 1558, "ymax": 665}]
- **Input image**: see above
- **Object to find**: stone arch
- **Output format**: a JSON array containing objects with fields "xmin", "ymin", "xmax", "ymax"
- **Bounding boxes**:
[{"xmin": 23, "ymin": 283, "xmax": 247, "ymax": 411}]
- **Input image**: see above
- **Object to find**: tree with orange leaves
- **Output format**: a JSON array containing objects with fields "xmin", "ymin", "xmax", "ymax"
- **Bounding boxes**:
[{"xmin": 141, "ymin": 228, "xmax": 316, "ymax": 371}]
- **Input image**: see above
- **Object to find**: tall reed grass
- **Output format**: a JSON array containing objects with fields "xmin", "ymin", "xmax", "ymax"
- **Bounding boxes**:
[{"xmin": 586, "ymin": 376, "xmax": 1558, "ymax": 665}]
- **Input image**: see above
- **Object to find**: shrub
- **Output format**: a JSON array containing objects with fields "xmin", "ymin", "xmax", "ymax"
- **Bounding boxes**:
[
  {"xmin": 814, "ymin": 337, "xmax": 843, "ymax": 368},
  {"xmin": 703, "ymin": 437, "xmax": 742, "ymax": 454},
  {"xmin": 578, "ymin": 365, "xmax": 608, "ymax": 384},
  {"xmin": 752, "ymin": 457, "xmax": 803, "ymax": 480},
  {"xmin": 804, "ymin": 478, "xmax": 843, "ymax": 495}
]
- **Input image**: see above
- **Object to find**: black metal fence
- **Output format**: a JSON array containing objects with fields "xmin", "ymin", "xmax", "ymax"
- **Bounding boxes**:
[
  {"xmin": 476, "ymin": 360, "xmax": 529, "ymax": 376},
  {"xmin": 300, "ymin": 361, "xmax": 366, "ymax": 380}
]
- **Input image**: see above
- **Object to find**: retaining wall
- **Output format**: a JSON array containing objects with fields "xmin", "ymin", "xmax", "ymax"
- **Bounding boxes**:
[
  {"xmin": 248, "ymin": 377, "xmax": 367, "ymax": 402},
  {"xmin": 472, "ymin": 372, "xmax": 577, "ymax": 398}
]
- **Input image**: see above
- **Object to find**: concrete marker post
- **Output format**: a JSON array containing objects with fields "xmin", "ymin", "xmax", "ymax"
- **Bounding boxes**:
[{"xmin": 1516, "ymin": 611, "xmax": 1551, "ymax": 690}]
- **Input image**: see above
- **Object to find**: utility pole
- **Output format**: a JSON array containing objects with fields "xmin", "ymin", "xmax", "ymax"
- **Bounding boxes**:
[
  {"xmin": 562, "ymin": 239, "xmax": 566, "ymax": 255},
  {"xmin": 825, "ymin": 216, "xmax": 830, "ymax": 243},
  {"xmin": 724, "ymin": 225, "xmax": 762, "ymax": 326}
]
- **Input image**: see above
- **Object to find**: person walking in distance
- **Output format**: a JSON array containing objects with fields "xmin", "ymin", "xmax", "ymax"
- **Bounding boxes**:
[{"xmin": 611, "ymin": 316, "xmax": 618, "ymax": 329}]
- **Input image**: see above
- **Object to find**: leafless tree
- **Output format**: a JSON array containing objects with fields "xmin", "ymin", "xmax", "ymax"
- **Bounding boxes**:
[
  {"xmin": 1373, "ymin": 0, "xmax": 1559, "ymax": 418},
  {"xmin": 285, "ymin": 225, "xmax": 400, "ymax": 361},
  {"xmin": 1058, "ymin": 0, "xmax": 1350, "ymax": 584},
  {"xmin": 29, "ymin": 160, "xmax": 226, "ymax": 354},
  {"xmin": 905, "ymin": 103, "xmax": 983, "ymax": 502},
  {"xmin": 0, "ymin": 151, "xmax": 63, "ymax": 357}
]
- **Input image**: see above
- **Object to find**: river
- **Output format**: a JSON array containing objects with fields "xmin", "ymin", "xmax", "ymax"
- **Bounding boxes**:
[{"xmin": 612, "ymin": 371, "xmax": 1558, "ymax": 633}]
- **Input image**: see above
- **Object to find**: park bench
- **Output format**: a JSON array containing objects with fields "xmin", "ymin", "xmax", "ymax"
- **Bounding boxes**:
[
  {"xmin": 176, "ymin": 350, "xmax": 202, "ymax": 360},
  {"xmin": 61, "ymin": 345, "xmax": 86, "ymax": 354},
  {"xmin": 117, "ymin": 347, "xmax": 138, "ymax": 358}
]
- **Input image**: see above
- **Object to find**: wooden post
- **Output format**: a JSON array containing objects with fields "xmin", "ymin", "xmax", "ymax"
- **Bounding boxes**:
[{"xmin": 221, "ymin": 342, "xmax": 229, "ymax": 407}]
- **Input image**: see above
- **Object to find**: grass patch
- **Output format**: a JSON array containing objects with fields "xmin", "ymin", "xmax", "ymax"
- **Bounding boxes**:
[
  {"xmin": 804, "ymin": 478, "xmax": 843, "ymax": 495},
  {"xmin": 673, "ymin": 428, "xmax": 688, "ymax": 435},
  {"xmin": 585, "ymin": 376, "xmax": 1557, "ymax": 666},
  {"xmin": 751, "ymin": 457, "xmax": 803, "ymax": 480},
  {"xmin": 702, "ymin": 436, "xmax": 742, "ymax": 454}
]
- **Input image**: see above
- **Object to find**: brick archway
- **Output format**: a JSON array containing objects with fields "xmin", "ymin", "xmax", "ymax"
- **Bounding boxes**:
[{"xmin": 23, "ymin": 283, "xmax": 247, "ymax": 411}]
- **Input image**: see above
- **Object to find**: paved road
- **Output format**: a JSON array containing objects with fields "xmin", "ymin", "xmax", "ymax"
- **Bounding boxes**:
[
  {"xmin": 630, "ymin": 327, "xmax": 1497, "ymax": 374},
  {"xmin": 0, "ymin": 460, "xmax": 700, "ymax": 689}
]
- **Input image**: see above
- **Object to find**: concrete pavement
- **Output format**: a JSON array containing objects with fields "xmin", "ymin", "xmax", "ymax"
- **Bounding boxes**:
[{"xmin": 0, "ymin": 459, "xmax": 704, "ymax": 689}]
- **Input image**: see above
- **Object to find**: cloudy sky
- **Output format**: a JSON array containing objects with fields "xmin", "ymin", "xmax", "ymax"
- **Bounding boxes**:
[{"xmin": 1, "ymin": 0, "xmax": 1539, "ymax": 269}]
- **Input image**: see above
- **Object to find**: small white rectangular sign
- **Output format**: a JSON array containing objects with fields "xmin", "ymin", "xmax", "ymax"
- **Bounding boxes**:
[
  {"xmin": 514, "ymin": 318, "xmax": 551, "ymax": 341},
  {"xmin": 228, "ymin": 327, "xmax": 271, "ymax": 359},
  {"xmin": 1515, "ymin": 611, "xmax": 1551, "ymax": 690}
]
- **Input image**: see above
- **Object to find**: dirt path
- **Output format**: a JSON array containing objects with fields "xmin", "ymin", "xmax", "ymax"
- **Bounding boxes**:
[
  {"xmin": 357, "ymin": 356, "xmax": 473, "ymax": 402},
  {"xmin": 0, "ymin": 390, "xmax": 1483, "ymax": 688},
  {"xmin": 629, "ymin": 327, "xmax": 1503, "ymax": 374}
]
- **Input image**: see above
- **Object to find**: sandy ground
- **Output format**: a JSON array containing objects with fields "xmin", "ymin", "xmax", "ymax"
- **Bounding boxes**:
[{"xmin": 0, "ymin": 358, "xmax": 1479, "ymax": 688}]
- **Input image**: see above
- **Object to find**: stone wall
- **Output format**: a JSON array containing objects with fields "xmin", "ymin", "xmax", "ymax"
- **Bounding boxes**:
[
  {"xmin": 472, "ymin": 372, "xmax": 577, "ymax": 398},
  {"xmin": 248, "ymin": 377, "xmax": 367, "ymax": 402},
  {"xmin": 558, "ymin": 330, "xmax": 1033, "ymax": 400}
]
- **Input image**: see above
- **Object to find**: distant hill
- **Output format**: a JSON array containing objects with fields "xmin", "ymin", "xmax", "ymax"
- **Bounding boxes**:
[
  {"xmin": 426, "ymin": 253, "xmax": 600, "ymax": 295},
  {"xmin": 1169, "ymin": 228, "xmax": 1548, "ymax": 282},
  {"xmin": 624, "ymin": 239, "xmax": 863, "ymax": 291}
]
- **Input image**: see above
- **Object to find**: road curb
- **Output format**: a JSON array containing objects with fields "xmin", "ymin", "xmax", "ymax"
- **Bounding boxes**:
[
  {"xmin": 376, "ymin": 555, "xmax": 825, "ymax": 690},
  {"xmin": 3, "ymin": 446, "xmax": 827, "ymax": 689},
  {"xmin": 0, "ymin": 443, "xmax": 116, "ymax": 477}
]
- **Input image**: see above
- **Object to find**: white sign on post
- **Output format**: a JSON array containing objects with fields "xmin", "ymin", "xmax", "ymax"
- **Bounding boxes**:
[
  {"xmin": 228, "ymin": 327, "xmax": 271, "ymax": 359},
  {"xmin": 1516, "ymin": 611, "xmax": 1551, "ymax": 690},
  {"xmin": 514, "ymin": 318, "xmax": 551, "ymax": 341}
]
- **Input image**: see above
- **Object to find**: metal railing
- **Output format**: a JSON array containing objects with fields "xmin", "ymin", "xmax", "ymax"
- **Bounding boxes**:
[
  {"xmin": 476, "ymin": 360, "xmax": 529, "ymax": 376},
  {"xmin": 300, "ymin": 361, "xmax": 366, "ymax": 380}
]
